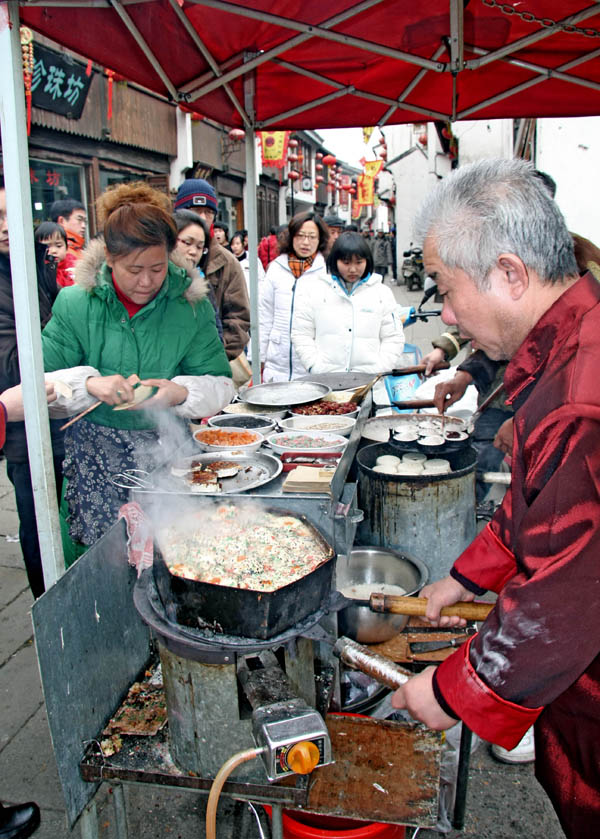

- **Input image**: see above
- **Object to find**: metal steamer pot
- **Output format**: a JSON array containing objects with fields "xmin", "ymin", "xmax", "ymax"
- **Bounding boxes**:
[
  {"xmin": 153, "ymin": 508, "xmax": 335, "ymax": 640},
  {"xmin": 356, "ymin": 443, "xmax": 477, "ymax": 584}
]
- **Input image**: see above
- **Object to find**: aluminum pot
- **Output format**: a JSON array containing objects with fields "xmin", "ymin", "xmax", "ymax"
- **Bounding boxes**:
[{"xmin": 336, "ymin": 547, "xmax": 429, "ymax": 644}]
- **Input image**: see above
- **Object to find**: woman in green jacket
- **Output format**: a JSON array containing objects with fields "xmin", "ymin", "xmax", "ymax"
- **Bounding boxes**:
[{"xmin": 42, "ymin": 182, "xmax": 233, "ymax": 548}]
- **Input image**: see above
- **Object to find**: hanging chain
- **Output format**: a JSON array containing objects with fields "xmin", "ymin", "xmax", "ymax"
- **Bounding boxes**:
[{"xmin": 482, "ymin": 0, "xmax": 600, "ymax": 39}]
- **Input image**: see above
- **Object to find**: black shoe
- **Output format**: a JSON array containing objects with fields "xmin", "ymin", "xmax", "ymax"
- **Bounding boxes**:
[{"xmin": 0, "ymin": 802, "xmax": 40, "ymax": 839}]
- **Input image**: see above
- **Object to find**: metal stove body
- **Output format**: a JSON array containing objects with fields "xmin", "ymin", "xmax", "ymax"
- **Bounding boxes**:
[{"xmin": 134, "ymin": 568, "xmax": 335, "ymax": 782}]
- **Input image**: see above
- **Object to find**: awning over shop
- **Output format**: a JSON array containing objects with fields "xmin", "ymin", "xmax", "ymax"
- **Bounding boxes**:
[{"xmin": 19, "ymin": 0, "xmax": 600, "ymax": 128}]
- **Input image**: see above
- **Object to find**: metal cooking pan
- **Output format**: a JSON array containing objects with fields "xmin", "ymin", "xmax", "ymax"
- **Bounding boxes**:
[{"xmin": 153, "ymin": 508, "xmax": 335, "ymax": 639}]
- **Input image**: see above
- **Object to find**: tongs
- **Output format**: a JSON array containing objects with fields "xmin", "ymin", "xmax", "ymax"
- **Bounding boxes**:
[{"xmin": 110, "ymin": 469, "xmax": 155, "ymax": 490}]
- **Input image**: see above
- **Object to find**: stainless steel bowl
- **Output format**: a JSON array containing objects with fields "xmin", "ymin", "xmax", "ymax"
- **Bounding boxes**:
[{"xmin": 336, "ymin": 547, "xmax": 429, "ymax": 644}]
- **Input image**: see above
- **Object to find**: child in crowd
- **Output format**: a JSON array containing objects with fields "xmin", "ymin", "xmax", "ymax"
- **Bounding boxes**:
[{"xmin": 34, "ymin": 222, "xmax": 77, "ymax": 287}]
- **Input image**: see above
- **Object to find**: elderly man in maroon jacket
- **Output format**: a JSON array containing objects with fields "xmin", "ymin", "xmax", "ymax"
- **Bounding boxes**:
[{"xmin": 392, "ymin": 158, "xmax": 600, "ymax": 837}]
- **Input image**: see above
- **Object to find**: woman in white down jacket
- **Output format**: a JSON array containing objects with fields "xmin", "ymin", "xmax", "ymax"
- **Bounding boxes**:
[
  {"xmin": 259, "ymin": 212, "xmax": 329, "ymax": 382},
  {"xmin": 291, "ymin": 231, "xmax": 405, "ymax": 373}
]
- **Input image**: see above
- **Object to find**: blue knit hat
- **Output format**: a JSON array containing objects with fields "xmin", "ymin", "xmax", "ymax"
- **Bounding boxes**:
[{"xmin": 174, "ymin": 179, "xmax": 218, "ymax": 213}]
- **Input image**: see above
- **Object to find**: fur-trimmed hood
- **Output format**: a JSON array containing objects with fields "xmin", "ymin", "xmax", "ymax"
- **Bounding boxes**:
[{"xmin": 73, "ymin": 237, "xmax": 209, "ymax": 303}]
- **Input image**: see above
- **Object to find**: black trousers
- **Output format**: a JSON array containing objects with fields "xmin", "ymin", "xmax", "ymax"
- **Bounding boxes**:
[{"xmin": 6, "ymin": 456, "xmax": 64, "ymax": 598}]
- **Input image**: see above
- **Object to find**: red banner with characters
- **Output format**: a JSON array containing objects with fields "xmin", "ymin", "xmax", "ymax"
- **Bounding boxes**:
[
  {"xmin": 357, "ymin": 174, "xmax": 375, "ymax": 206},
  {"xmin": 259, "ymin": 131, "xmax": 290, "ymax": 169}
]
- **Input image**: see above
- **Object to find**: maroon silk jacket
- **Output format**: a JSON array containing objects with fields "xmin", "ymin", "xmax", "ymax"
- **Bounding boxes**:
[{"xmin": 434, "ymin": 273, "xmax": 600, "ymax": 837}]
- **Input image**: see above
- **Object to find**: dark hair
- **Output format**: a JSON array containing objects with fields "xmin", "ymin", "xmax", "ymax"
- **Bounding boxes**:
[
  {"xmin": 49, "ymin": 198, "xmax": 85, "ymax": 223},
  {"xmin": 230, "ymin": 232, "xmax": 245, "ymax": 249},
  {"xmin": 280, "ymin": 211, "xmax": 328, "ymax": 255},
  {"xmin": 173, "ymin": 209, "xmax": 211, "ymax": 241},
  {"xmin": 34, "ymin": 221, "xmax": 67, "ymax": 245},
  {"xmin": 173, "ymin": 210, "xmax": 211, "ymax": 270},
  {"xmin": 269, "ymin": 225, "xmax": 278, "ymax": 235},
  {"xmin": 213, "ymin": 219, "xmax": 229, "ymax": 236},
  {"xmin": 97, "ymin": 182, "xmax": 176, "ymax": 257},
  {"xmin": 326, "ymin": 231, "xmax": 374, "ymax": 278},
  {"xmin": 533, "ymin": 170, "xmax": 557, "ymax": 199}
]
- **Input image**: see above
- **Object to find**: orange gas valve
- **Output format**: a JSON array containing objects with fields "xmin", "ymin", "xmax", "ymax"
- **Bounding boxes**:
[{"xmin": 286, "ymin": 740, "xmax": 321, "ymax": 774}]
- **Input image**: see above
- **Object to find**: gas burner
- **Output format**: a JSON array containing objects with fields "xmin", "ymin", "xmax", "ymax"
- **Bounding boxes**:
[{"xmin": 134, "ymin": 570, "xmax": 331, "ymax": 664}]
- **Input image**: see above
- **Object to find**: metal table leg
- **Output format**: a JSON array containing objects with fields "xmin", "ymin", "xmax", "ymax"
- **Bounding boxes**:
[
  {"xmin": 452, "ymin": 724, "xmax": 472, "ymax": 830},
  {"xmin": 271, "ymin": 803, "xmax": 283, "ymax": 839},
  {"xmin": 79, "ymin": 800, "xmax": 98, "ymax": 839},
  {"xmin": 113, "ymin": 783, "xmax": 129, "ymax": 839}
]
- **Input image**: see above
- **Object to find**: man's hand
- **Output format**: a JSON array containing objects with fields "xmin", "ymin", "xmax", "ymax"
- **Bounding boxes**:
[
  {"xmin": 421, "ymin": 348, "xmax": 446, "ymax": 376},
  {"xmin": 419, "ymin": 575, "xmax": 475, "ymax": 628},
  {"xmin": 392, "ymin": 667, "xmax": 459, "ymax": 730},
  {"xmin": 433, "ymin": 370, "xmax": 473, "ymax": 413},
  {"xmin": 86, "ymin": 373, "xmax": 141, "ymax": 405},
  {"xmin": 1, "ymin": 382, "xmax": 56, "ymax": 421},
  {"xmin": 493, "ymin": 417, "xmax": 514, "ymax": 457}
]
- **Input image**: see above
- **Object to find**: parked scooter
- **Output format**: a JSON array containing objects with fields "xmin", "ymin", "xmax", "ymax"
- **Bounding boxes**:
[{"xmin": 401, "ymin": 245, "xmax": 425, "ymax": 291}]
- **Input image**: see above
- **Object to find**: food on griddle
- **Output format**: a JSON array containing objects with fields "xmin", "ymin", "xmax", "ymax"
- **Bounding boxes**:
[
  {"xmin": 294, "ymin": 400, "xmax": 356, "ymax": 415},
  {"xmin": 203, "ymin": 460, "xmax": 240, "ymax": 478},
  {"xmin": 159, "ymin": 505, "xmax": 329, "ymax": 592},
  {"xmin": 189, "ymin": 470, "xmax": 219, "ymax": 493}
]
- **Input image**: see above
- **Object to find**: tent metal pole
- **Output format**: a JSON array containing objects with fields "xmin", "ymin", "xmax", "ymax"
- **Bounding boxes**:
[
  {"xmin": 273, "ymin": 58, "xmax": 448, "ymax": 121},
  {"xmin": 166, "ymin": 0, "xmax": 252, "ymax": 128},
  {"xmin": 0, "ymin": 0, "xmax": 64, "ymax": 588},
  {"xmin": 243, "ymin": 63, "xmax": 261, "ymax": 386},
  {"xmin": 465, "ymin": 3, "xmax": 600, "ymax": 70},
  {"xmin": 259, "ymin": 87, "xmax": 355, "ymax": 128},
  {"xmin": 184, "ymin": 0, "xmax": 443, "ymax": 99},
  {"xmin": 108, "ymin": 0, "xmax": 179, "ymax": 101}
]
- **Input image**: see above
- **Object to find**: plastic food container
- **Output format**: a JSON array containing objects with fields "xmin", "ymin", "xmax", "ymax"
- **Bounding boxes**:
[
  {"xmin": 193, "ymin": 427, "xmax": 264, "ymax": 453},
  {"xmin": 266, "ymin": 431, "xmax": 348, "ymax": 455}
]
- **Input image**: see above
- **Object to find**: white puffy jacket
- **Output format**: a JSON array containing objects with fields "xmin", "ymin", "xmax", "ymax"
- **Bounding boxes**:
[
  {"xmin": 259, "ymin": 253, "xmax": 327, "ymax": 382},
  {"xmin": 291, "ymin": 271, "xmax": 405, "ymax": 374}
]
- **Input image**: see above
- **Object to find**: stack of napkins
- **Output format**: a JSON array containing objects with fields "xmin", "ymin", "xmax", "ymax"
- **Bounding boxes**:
[{"xmin": 282, "ymin": 466, "xmax": 335, "ymax": 494}]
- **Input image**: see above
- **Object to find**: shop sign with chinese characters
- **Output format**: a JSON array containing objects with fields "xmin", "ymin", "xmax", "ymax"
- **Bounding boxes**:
[{"xmin": 31, "ymin": 42, "xmax": 92, "ymax": 119}]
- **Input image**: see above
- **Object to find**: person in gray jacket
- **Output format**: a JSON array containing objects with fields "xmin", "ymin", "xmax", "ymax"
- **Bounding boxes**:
[{"xmin": 372, "ymin": 229, "xmax": 392, "ymax": 278}]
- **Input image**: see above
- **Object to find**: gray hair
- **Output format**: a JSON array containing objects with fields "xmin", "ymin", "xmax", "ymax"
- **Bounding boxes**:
[{"xmin": 415, "ymin": 158, "xmax": 577, "ymax": 288}]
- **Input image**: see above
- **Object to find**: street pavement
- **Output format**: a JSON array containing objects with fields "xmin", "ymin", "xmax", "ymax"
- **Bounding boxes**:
[{"xmin": 0, "ymin": 277, "xmax": 563, "ymax": 838}]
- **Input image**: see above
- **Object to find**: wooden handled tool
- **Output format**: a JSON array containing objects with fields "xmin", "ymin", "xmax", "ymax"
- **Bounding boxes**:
[
  {"xmin": 390, "ymin": 398, "xmax": 437, "ymax": 410},
  {"xmin": 350, "ymin": 361, "xmax": 450, "ymax": 404},
  {"xmin": 370, "ymin": 594, "xmax": 493, "ymax": 621}
]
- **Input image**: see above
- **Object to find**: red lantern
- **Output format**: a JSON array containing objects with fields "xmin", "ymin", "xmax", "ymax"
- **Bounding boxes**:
[
  {"xmin": 379, "ymin": 150, "xmax": 387, "ymax": 161},
  {"xmin": 349, "ymin": 187, "xmax": 357, "ymax": 195},
  {"xmin": 288, "ymin": 138, "xmax": 299, "ymax": 148},
  {"xmin": 228, "ymin": 127, "xmax": 245, "ymax": 142},
  {"xmin": 316, "ymin": 175, "xmax": 324, "ymax": 183},
  {"xmin": 418, "ymin": 132, "xmax": 428, "ymax": 146},
  {"xmin": 316, "ymin": 151, "xmax": 323, "ymax": 159},
  {"xmin": 442, "ymin": 126, "xmax": 451, "ymax": 139},
  {"xmin": 322, "ymin": 154, "xmax": 337, "ymax": 166},
  {"xmin": 287, "ymin": 152, "xmax": 298, "ymax": 163},
  {"xmin": 315, "ymin": 163, "xmax": 323, "ymax": 171},
  {"xmin": 288, "ymin": 169, "xmax": 301, "ymax": 180},
  {"xmin": 341, "ymin": 184, "xmax": 352, "ymax": 192}
]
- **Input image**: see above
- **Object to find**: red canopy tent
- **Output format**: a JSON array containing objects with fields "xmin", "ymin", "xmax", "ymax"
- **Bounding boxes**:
[
  {"xmin": 3, "ymin": 0, "xmax": 600, "ymax": 832},
  {"xmin": 18, "ymin": 0, "xmax": 600, "ymax": 127}
]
